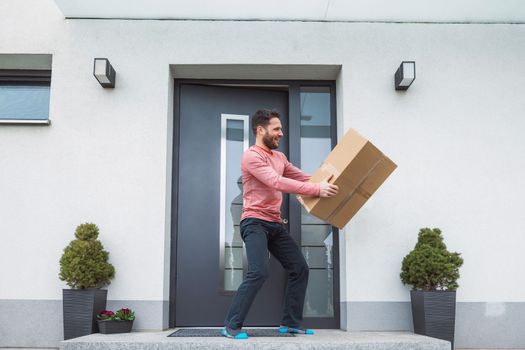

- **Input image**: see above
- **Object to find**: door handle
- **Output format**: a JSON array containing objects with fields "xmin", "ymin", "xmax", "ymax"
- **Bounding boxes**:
[{"xmin": 282, "ymin": 218, "xmax": 289, "ymax": 224}]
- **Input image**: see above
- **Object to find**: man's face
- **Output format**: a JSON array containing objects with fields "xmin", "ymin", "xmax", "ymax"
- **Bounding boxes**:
[{"xmin": 260, "ymin": 117, "xmax": 283, "ymax": 150}]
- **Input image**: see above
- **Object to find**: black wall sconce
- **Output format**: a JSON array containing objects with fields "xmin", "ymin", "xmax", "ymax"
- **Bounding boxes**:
[
  {"xmin": 395, "ymin": 61, "xmax": 415, "ymax": 90},
  {"xmin": 93, "ymin": 58, "xmax": 116, "ymax": 88}
]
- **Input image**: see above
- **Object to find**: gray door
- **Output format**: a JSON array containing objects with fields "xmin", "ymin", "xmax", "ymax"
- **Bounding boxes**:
[{"xmin": 174, "ymin": 83, "xmax": 289, "ymax": 326}]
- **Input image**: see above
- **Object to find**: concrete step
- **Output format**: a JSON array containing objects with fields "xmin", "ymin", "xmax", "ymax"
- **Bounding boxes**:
[{"xmin": 60, "ymin": 329, "xmax": 451, "ymax": 350}]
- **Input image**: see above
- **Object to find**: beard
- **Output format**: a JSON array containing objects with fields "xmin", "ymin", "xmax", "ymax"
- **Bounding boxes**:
[{"xmin": 262, "ymin": 132, "xmax": 279, "ymax": 150}]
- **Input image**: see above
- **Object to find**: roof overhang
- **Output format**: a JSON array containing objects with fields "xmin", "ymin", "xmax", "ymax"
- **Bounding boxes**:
[{"xmin": 53, "ymin": 0, "xmax": 525, "ymax": 23}]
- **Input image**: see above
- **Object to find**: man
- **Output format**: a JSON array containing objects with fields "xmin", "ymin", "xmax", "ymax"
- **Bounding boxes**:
[{"xmin": 222, "ymin": 109, "xmax": 339, "ymax": 339}]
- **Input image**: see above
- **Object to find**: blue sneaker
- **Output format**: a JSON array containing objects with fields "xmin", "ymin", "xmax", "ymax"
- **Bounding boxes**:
[
  {"xmin": 278, "ymin": 326, "xmax": 314, "ymax": 335},
  {"xmin": 221, "ymin": 326, "xmax": 249, "ymax": 339}
]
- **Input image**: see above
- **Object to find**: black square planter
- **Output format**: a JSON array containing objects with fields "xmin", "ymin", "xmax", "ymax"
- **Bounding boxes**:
[
  {"xmin": 62, "ymin": 289, "xmax": 108, "ymax": 340},
  {"xmin": 97, "ymin": 320, "xmax": 134, "ymax": 334},
  {"xmin": 410, "ymin": 290, "xmax": 456, "ymax": 349}
]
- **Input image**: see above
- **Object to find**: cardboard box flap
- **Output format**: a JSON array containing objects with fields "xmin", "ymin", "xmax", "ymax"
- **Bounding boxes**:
[
  {"xmin": 327, "ymin": 155, "xmax": 396, "ymax": 229},
  {"xmin": 324, "ymin": 154, "xmax": 388, "ymax": 223},
  {"xmin": 329, "ymin": 194, "xmax": 369, "ymax": 228},
  {"xmin": 336, "ymin": 142, "xmax": 383, "ymax": 184},
  {"xmin": 359, "ymin": 155, "xmax": 397, "ymax": 196},
  {"xmin": 324, "ymin": 128, "xmax": 368, "ymax": 171},
  {"xmin": 301, "ymin": 162, "xmax": 341, "ymax": 213},
  {"xmin": 307, "ymin": 141, "xmax": 384, "ymax": 217}
]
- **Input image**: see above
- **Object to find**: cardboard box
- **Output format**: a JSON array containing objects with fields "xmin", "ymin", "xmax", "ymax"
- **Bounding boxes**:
[{"xmin": 297, "ymin": 128, "xmax": 397, "ymax": 229}]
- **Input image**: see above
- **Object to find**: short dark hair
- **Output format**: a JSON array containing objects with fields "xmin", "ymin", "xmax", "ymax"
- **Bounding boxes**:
[{"xmin": 251, "ymin": 109, "xmax": 280, "ymax": 135}]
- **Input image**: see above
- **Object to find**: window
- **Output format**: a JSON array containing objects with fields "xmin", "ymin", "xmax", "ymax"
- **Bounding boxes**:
[
  {"xmin": 299, "ymin": 86, "xmax": 335, "ymax": 318},
  {"xmin": 0, "ymin": 54, "xmax": 52, "ymax": 125}
]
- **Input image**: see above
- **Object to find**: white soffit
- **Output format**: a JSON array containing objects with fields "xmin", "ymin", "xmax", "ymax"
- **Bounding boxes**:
[{"xmin": 53, "ymin": 0, "xmax": 525, "ymax": 23}]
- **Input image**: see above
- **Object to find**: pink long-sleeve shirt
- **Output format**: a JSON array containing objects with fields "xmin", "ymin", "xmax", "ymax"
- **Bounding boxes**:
[{"xmin": 241, "ymin": 145, "xmax": 320, "ymax": 223}]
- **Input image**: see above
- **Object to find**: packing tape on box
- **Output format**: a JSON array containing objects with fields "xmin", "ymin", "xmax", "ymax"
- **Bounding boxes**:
[
  {"xmin": 296, "ymin": 195, "xmax": 311, "ymax": 211},
  {"xmin": 320, "ymin": 162, "xmax": 341, "ymax": 179},
  {"xmin": 326, "ymin": 156, "xmax": 385, "ymax": 223}
]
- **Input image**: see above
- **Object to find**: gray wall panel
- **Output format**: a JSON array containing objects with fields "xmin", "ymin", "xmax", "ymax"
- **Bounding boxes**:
[
  {"xmin": 343, "ymin": 301, "xmax": 525, "ymax": 348},
  {"xmin": 0, "ymin": 299, "xmax": 168, "ymax": 348},
  {"xmin": 2, "ymin": 300, "xmax": 524, "ymax": 348}
]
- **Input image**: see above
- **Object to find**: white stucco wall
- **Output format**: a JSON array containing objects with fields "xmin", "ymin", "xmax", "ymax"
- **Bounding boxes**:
[
  {"xmin": 1, "ymin": 0, "xmax": 524, "ymax": 310},
  {"xmin": 341, "ymin": 25, "xmax": 525, "ymax": 302}
]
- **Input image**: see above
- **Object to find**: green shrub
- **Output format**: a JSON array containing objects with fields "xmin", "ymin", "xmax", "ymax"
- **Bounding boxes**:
[
  {"xmin": 400, "ymin": 227, "xmax": 463, "ymax": 291},
  {"xmin": 59, "ymin": 223, "xmax": 115, "ymax": 289}
]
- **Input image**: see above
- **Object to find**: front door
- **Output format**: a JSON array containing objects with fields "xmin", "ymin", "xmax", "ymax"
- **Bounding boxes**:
[
  {"xmin": 171, "ymin": 81, "xmax": 340, "ymax": 328},
  {"xmin": 174, "ymin": 83, "xmax": 289, "ymax": 326}
]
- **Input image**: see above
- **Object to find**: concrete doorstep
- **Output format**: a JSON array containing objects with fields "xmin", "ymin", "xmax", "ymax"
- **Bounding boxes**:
[{"xmin": 59, "ymin": 329, "xmax": 451, "ymax": 350}]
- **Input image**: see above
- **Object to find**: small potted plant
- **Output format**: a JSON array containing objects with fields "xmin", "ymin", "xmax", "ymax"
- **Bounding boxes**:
[
  {"xmin": 59, "ymin": 223, "xmax": 115, "ymax": 340},
  {"xmin": 400, "ymin": 227, "xmax": 463, "ymax": 349},
  {"xmin": 97, "ymin": 308, "xmax": 135, "ymax": 334}
]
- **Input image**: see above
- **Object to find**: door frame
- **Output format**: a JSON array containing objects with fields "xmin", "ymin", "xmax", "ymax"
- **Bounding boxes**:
[{"xmin": 169, "ymin": 79, "xmax": 339, "ymax": 329}]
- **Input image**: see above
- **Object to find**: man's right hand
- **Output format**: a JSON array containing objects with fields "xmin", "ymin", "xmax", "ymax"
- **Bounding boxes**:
[{"xmin": 319, "ymin": 176, "xmax": 338, "ymax": 198}]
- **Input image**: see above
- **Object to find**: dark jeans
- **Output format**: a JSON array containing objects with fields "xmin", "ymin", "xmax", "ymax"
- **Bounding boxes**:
[{"xmin": 224, "ymin": 217, "xmax": 309, "ymax": 329}]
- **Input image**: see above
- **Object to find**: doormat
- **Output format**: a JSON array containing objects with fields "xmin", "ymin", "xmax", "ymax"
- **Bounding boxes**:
[{"xmin": 168, "ymin": 328, "xmax": 295, "ymax": 337}]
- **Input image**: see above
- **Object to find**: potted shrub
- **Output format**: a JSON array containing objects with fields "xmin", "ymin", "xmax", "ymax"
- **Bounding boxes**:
[
  {"xmin": 400, "ymin": 227, "xmax": 463, "ymax": 349},
  {"xmin": 97, "ymin": 308, "xmax": 136, "ymax": 334},
  {"xmin": 59, "ymin": 223, "xmax": 115, "ymax": 340}
]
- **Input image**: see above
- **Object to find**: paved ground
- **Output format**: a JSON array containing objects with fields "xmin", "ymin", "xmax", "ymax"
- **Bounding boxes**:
[
  {"xmin": 0, "ymin": 347, "xmax": 525, "ymax": 350},
  {"xmin": 56, "ymin": 329, "xmax": 451, "ymax": 350},
  {"xmin": 4, "ymin": 329, "xmax": 523, "ymax": 350}
]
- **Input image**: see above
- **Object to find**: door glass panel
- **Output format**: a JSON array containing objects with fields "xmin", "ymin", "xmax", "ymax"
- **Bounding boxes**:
[
  {"xmin": 301, "ymin": 224, "xmax": 332, "ymax": 246},
  {"xmin": 220, "ymin": 114, "xmax": 249, "ymax": 291},
  {"xmin": 304, "ymin": 269, "xmax": 334, "ymax": 318},
  {"xmin": 300, "ymin": 86, "xmax": 334, "ymax": 317}
]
